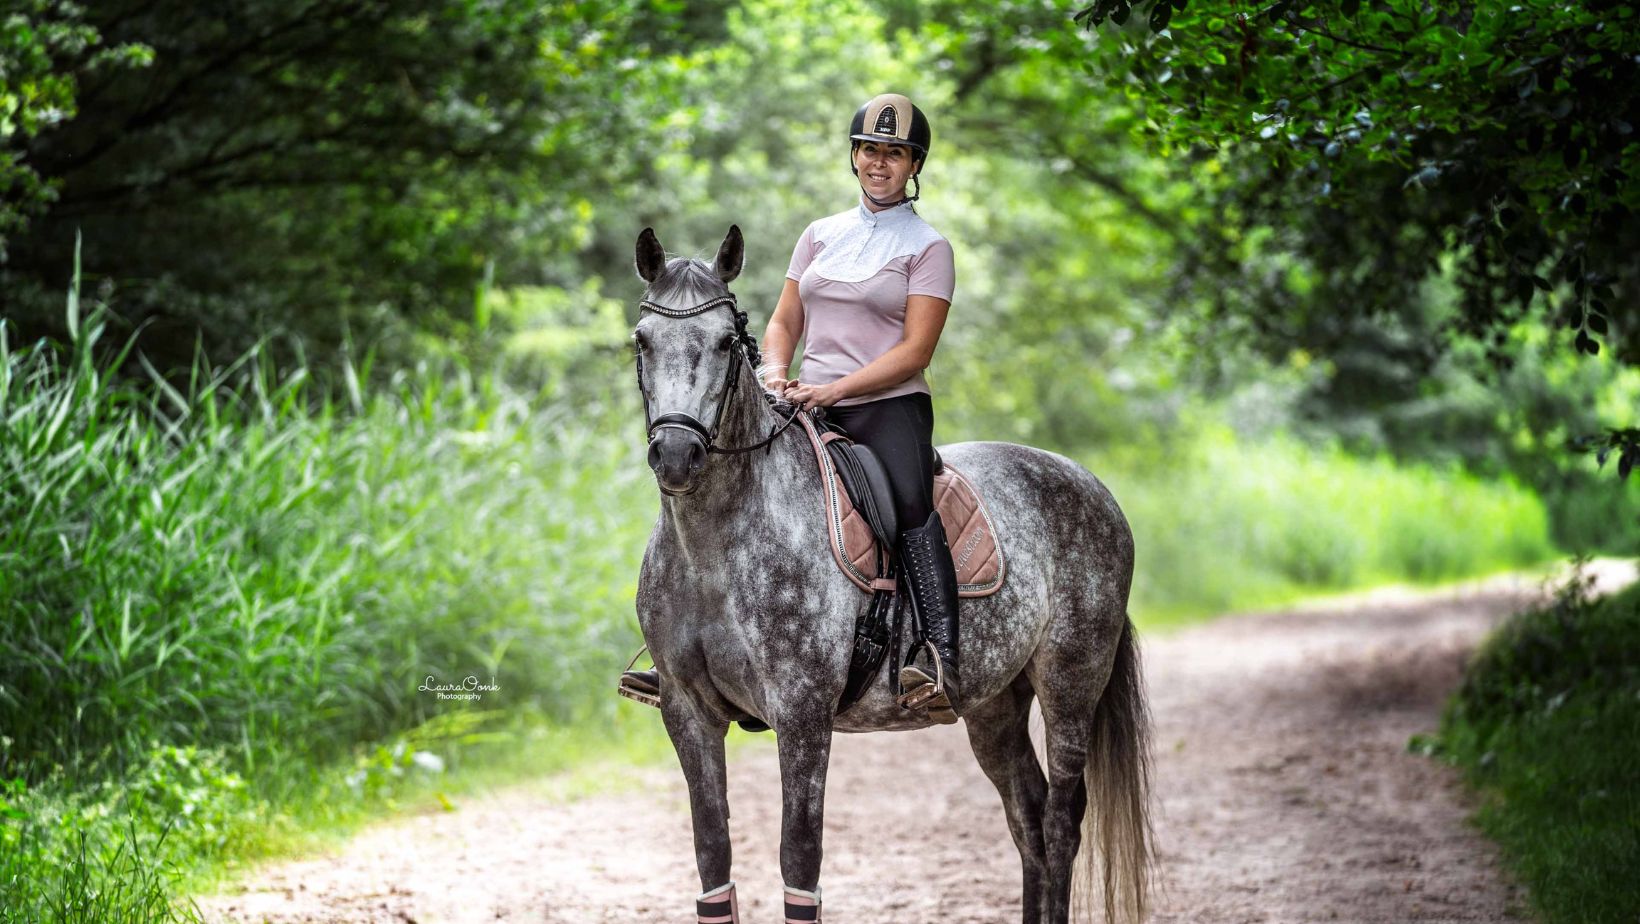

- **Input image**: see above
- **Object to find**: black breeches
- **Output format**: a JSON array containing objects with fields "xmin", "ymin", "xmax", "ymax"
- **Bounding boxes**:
[{"xmin": 822, "ymin": 392, "xmax": 936, "ymax": 540}]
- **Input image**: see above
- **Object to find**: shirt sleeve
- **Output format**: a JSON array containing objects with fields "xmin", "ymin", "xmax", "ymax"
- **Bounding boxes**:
[
  {"xmin": 785, "ymin": 222, "xmax": 820, "ymax": 282},
  {"xmin": 907, "ymin": 238, "xmax": 955, "ymax": 301}
]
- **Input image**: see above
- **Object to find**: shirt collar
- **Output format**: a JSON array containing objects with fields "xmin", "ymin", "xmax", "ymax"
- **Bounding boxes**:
[{"xmin": 856, "ymin": 195, "xmax": 915, "ymax": 225}]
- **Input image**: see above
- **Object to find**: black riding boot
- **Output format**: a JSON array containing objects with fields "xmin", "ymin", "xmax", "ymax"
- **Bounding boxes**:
[{"xmin": 896, "ymin": 510, "xmax": 961, "ymax": 724}]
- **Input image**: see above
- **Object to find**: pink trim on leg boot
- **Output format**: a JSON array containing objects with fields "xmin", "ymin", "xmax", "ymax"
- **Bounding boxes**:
[
  {"xmin": 783, "ymin": 884, "xmax": 821, "ymax": 923},
  {"xmin": 696, "ymin": 881, "xmax": 739, "ymax": 924}
]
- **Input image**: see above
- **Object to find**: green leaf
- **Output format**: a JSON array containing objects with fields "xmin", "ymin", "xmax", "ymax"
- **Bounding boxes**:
[{"xmin": 1150, "ymin": 1, "xmax": 1173, "ymax": 32}]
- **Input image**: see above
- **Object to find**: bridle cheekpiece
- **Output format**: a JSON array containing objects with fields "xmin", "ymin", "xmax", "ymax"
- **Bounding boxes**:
[{"xmin": 636, "ymin": 291, "xmax": 801, "ymax": 457}]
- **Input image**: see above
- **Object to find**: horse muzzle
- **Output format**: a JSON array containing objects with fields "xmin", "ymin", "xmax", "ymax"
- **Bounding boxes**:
[{"xmin": 648, "ymin": 428, "xmax": 708, "ymax": 494}]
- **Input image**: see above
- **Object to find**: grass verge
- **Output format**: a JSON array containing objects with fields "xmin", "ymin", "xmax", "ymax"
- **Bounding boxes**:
[{"xmin": 1427, "ymin": 571, "xmax": 1640, "ymax": 924}]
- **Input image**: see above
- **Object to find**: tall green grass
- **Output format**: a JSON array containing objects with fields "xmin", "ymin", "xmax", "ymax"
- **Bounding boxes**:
[
  {"xmin": 1096, "ymin": 426, "xmax": 1558, "ymax": 624},
  {"xmin": 1, "ymin": 311, "xmax": 654, "ymax": 783},
  {"xmin": 1, "ymin": 301, "xmax": 657, "ymax": 919}
]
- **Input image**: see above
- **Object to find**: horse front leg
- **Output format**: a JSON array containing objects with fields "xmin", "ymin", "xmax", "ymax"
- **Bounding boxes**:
[
  {"xmin": 661, "ymin": 703, "xmax": 740, "ymax": 923},
  {"xmin": 775, "ymin": 715, "xmax": 834, "ymax": 922}
]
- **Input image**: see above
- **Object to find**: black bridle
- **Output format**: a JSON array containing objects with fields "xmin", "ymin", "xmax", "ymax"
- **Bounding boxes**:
[{"xmin": 636, "ymin": 292, "xmax": 802, "ymax": 456}]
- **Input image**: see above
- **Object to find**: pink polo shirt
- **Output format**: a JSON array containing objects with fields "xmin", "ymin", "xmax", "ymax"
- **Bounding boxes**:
[{"xmin": 785, "ymin": 199, "xmax": 956, "ymax": 407}]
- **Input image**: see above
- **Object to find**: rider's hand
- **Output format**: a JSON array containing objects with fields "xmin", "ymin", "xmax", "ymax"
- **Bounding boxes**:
[
  {"xmin": 785, "ymin": 381, "xmax": 841, "ymax": 411},
  {"xmin": 763, "ymin": 374, "xmax": 796, "ymax": 395}
]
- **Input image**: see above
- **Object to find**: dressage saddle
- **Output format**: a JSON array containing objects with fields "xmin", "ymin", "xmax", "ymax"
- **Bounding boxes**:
[{"xmin": 812, "ymin": 410, "xmax": 944, "ymax": 551}]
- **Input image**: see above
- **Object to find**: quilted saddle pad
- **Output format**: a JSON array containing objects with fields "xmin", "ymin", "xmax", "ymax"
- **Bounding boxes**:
[{"xmin": 797, "ymin": 413, "xmax": 1006, "ymax": 597}]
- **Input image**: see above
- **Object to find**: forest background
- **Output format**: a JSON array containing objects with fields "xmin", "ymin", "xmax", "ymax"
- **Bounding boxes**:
[{"xmin": 1, "ymin": 1, "xmax": 1636, "ymax": 921}]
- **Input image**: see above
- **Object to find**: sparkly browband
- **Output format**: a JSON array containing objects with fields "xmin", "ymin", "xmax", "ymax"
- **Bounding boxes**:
[{"xmin": 638, "ymin": 293, "xmax": 738, "ymax": 318}]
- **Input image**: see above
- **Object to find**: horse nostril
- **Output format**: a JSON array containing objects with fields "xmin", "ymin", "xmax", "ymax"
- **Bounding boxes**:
[
  {"xmin": 647, "ymin": 440, "xmax": 664, "ymax": 473},
  {"xmin": 687, "ymin": 439, "xmax": 707, "ymax": 473}
]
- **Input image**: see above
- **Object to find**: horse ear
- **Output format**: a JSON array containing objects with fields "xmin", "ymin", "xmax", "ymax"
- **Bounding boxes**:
[
  {"xmin": 714, "ymin": 225, "xmax": 744, "ymax": 284},
  {"xmin": 635, "ymin": 227, "xmax": 666, "ymax": 283}
]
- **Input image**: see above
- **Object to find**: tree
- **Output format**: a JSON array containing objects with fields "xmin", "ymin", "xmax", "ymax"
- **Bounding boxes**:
[
  {"xmin": 0, "ymin": 1, "xmax": 148, "ymax": 253},
  {"xmin": 1067, "ymin": 0, "xmax": 1640, "ymax": 476},
  {"xmin": 0, "ymin": 0, "xmax": 700, "ymax": 368}
]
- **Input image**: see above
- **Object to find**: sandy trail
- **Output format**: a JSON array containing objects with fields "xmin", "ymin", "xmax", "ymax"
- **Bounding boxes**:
[{"xmin": 198, "ymin": 562, "xmax": 1635, "ymax": 924}]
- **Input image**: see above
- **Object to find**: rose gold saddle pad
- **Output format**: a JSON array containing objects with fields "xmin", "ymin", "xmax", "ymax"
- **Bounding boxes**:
[{"xmin": 797, "ymin": 413, "xmax": 1005, "ymax": 597}]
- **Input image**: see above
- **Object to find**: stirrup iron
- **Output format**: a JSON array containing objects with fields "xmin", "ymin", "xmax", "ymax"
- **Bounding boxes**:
[
  {"xmin": 895, "ymin": 640, "xmax": 947, "ymax": 710},
  {"xmin": 616, "ymin": 646, "xmax": 661, "ymax": 709}
]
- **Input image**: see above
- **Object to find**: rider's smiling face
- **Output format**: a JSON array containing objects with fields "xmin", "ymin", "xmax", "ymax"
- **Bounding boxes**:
[{"xmin": 853, "ymin": 141, "xmax": 918, "ymax": 201}]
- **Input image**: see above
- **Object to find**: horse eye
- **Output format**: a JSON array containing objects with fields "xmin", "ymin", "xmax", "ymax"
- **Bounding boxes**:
[{"xmin": 718, "ymin": 334, "xmax": 735, "ymax": 352}]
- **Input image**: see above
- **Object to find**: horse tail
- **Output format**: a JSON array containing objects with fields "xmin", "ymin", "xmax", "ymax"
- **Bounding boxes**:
[{"xmin": 1081, "ymin": 615, "xmax": 1154, "ymax": 924}]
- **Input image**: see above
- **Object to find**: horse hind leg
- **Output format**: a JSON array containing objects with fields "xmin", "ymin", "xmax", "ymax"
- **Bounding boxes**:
[
  {"xmin": 963, "ymin": 675, "xmax": 1048, "ymax": 924},
  {"xmin": 1034, "ymin": 617, "xmax": 1153, "ymax": 924}
]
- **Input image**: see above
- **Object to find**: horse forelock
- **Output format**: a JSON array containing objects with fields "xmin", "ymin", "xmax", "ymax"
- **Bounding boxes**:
[
  {"xmin": 646, "ymin": 257, "xmax": 727, "ymax": 308},
  {"xmin": 639, "ymin": 256, "xmax": 764, "ymax": 369}
]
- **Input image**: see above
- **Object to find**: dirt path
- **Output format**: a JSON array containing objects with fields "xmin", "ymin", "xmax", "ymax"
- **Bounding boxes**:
[{"xmin": 198, "ymin": 562, "xmax": 1635, "ymax": 924}]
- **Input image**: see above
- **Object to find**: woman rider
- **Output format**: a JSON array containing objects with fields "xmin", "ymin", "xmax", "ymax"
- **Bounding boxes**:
[
  {"xmin": 764, "ymin": 92, "xmax": 961, "ymax": 723},
  {"xmin": 619, "ymin": 92, "xmax": 961, "ymax": 724}
]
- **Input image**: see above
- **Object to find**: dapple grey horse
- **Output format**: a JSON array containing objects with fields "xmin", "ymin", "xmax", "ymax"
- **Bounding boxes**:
[{"xmin": 631, "ymin": 225, "xmax": 1152, "ymax": 924}]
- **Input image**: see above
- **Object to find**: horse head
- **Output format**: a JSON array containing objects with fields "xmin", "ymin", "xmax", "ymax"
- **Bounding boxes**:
[{"xmin": 632, "ymin": 225, "xmax": 752, "ymax": 496}]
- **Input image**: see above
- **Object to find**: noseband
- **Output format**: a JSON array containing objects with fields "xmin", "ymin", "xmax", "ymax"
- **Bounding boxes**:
[{"xmin": 636, "ymin": 292, "xmax": 801, "ymax": 456}]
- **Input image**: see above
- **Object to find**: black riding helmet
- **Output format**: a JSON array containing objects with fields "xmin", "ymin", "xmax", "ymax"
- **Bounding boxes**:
[{"xmin": 849, "ymin": 93, "xmax": 931, "ymax": 204}]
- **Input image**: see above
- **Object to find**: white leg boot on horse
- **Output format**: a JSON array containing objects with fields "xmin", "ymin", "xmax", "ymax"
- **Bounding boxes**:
[
  {"xmin": 782, "ymin": 885, "xmax": 821, "ymax": 923},
  {"xmin": 695, "ymin": 881, "xmax": 740, "ymax": 924},
  {"xmin": 896, "ymin": 510, "xmax": 961, "ymax": 723}
]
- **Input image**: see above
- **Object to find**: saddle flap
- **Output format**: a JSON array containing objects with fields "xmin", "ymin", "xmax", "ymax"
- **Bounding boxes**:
[{"xmin": 826, "ymin": 441, "xmax": 897, "ymax": 547}]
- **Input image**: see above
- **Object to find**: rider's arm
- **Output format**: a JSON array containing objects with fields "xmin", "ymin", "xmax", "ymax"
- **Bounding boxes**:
[{"xmin": 760, "ymin": 278, "xmax": 805, "ymax": 389}]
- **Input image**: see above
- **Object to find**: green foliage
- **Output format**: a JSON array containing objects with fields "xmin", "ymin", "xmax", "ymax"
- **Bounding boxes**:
[
  {"xmin": 1068, "ymin": 0, "xmax": 1640, "ymax": 469},
  {"xmin": 1435, "ymin": 574, "xmax": 1640, "ymax": 924},
  {"xmin": 0, "ymin": 1, "xmax": 150, "ymax": 253},
  {"xmin": 0, "ymin": 267, "xmax": 660, "ymax": 916},
  {"xmin": 0, "ymin": 294, "xmax": 653, "ymax": 787},
  {"xmin": 1, "ymin": 0, "xmax": 705, "ymax": 368},
  {"xmin": 0, "ymin": 746, "xmax": 218, "ymax": 923}
]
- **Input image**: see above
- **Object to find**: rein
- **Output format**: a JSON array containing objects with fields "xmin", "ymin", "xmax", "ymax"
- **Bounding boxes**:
[{"xmin": 637, "ymin": 292, "xmax": 803, "ymax": 456}]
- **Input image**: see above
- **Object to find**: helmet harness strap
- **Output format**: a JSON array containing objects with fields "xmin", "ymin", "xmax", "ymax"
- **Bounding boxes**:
[
  {"xmin": 851, "ymin": 142, "xmax": 923, "ymax": 207},
  {"xmin": 858, "ymin": 173, "xmax": 920, "ymax": 207}
]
